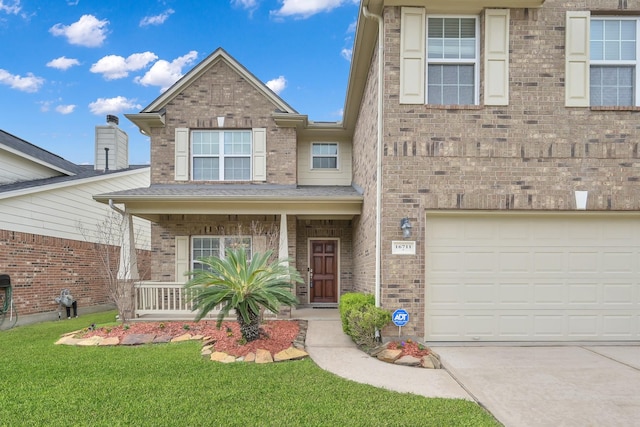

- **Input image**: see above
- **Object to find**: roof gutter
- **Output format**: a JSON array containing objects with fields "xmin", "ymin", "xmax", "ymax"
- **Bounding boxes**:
[{"xmin": 362, "ymin": 4, "xmax": 383, "ymax": 309}]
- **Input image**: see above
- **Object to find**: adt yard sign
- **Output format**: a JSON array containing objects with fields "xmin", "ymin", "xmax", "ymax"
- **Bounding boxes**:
[{"xmin": 392, "ymin": 309, "xmax": 409, "ymax": 327}]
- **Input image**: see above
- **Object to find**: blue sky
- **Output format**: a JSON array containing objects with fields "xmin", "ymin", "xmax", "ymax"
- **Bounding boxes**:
[{"xmin": 0, "ymin": 0, "xmax": 359, "ymax": 165}]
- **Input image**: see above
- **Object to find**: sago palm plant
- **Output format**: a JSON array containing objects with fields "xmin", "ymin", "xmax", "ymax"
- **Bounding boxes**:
[{"xmin": 185, "ymin": 247, "xmax": 301, "ymax": 342}]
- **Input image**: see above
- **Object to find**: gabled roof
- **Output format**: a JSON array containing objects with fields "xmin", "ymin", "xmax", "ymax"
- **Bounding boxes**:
[
  {"xmin": 0, "ymin": 129, "xmax": 84, "ymax": 176},
  {"xmin": 126, "ymin": 48, "xmax": 298, "ymax": 135}
]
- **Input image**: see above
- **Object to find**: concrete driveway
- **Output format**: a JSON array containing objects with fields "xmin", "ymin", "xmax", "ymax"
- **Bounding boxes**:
[{"xmin": 434, "ymin": 346, "xmax": 640, "ymax": 427}]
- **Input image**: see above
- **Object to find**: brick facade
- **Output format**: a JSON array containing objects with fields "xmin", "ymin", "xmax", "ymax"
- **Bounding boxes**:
[
  {"xmin": 149, "ymin": 60, "xmax": 297, "ymax": 186},
  {"xmin": 0, "ymin": 229, "xmax": 151, "ymax": 318},
  {"xmin": 350, "ymin": 1, "xmax": 640, "ymax": 337}
]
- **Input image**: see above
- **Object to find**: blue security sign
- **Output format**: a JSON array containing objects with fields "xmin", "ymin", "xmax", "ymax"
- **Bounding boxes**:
[{"xmin": 392, "ymin": 309, "xmax": 409, "ymax": 327}]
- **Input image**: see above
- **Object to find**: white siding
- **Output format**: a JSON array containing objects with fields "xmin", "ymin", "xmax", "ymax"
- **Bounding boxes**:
[
  {"xmin": 297, "ymin": 141, "xmax": 353, "ymax": 186},
  {"xmin": 0, "ymin": 169, "xmax": 151, "ymax": 249},
  {"xmin": 0, "ymin": 149, "xmax": 62, "ymax": 184}
]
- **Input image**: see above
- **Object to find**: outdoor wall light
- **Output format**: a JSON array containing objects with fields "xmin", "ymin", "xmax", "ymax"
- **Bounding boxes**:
[{"xmin": 400, "ymin": 217, "xmax": 412, "ymax": 239}]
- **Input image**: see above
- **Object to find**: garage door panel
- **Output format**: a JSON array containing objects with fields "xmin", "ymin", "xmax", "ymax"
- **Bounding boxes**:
[{"xmin": 425, "ymin": 214, "xmax": 640, "ymax": 342}]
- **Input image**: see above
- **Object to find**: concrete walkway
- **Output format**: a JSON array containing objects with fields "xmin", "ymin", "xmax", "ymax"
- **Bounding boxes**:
[
  {"xmin": 293, "ymin": 308, "xmax": 471, "ymax": 400},
  {"xmin": 293, "ymin": 308, "xmax": 640, "ymax": 427}
]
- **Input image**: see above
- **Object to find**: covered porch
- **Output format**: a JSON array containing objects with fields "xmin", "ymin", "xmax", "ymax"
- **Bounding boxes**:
[{"xmin": 94, "ymin": 184, "xmax": 362, "ymax": 319}]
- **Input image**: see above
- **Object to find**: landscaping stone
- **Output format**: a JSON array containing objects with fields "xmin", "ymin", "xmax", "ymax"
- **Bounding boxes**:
[
  {"xmin": 76, "ymin": 336, "xmax": 103, "ymax": 346},
  {"xmin": 274, "ymin": 347, "xmax": 308, "ymax": 362},
  {"xmin": 377, "ymin": 349, "xmax": 402, "ymax": 363},
  {"xmin": 426, "ymin": 354, "xmax": 441, "ymax": 369},
  {"xmin": 210, "ymin": 351, "xmax": 236, "ymax": 363},
  {"xmin": 99, "ymin": 337, "xmax": 120, "ymax": 346},
  {"xmin": 420, "ymin": 355, "xmax": 435, "ymax": 369},
  {"xmin": 255, "ymin": 349, "xmax": 273, "ymax": 364},
  {"xmin": 121, "ymin": 334, "xmax": 156, "ymax": 345},
  {"xmin": 170, "ymin": 333, "xmax": 192, "ymax": 343},
  {"xmin": 201, "ymin": 347, "xmax": 212, "ymax": 357},
  {"xmin": 153, "ymin": 335, "xmax": 173, "ymax": 344},
  {"xmin": 244, "ymin": 352, "xmax": 256, "ymax": 363},
  {"xmin": 395, "ymin": 355, "xmax": 421, "ymax": 367}
]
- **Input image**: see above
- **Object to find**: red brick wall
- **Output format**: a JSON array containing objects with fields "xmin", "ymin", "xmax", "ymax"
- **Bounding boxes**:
[{"xmin": 0, "ymin": 229, "xmax": 151, "ymax": 317}]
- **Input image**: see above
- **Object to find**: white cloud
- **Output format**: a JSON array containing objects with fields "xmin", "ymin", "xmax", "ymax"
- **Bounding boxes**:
[
  {"xmin": 265, "ymin": 75, "xmax": 286, "ymax": 95},
  {"xmin": 89, "ymin": 96, "xmax": 141, "ymax": 115},
  {"xmin": 39, "ymin": 100, "xmax": 52, "ymax": 112},
  {"xmin": 340, "ymin": 48, "xmax": 352, "ymax": 61},
  {"xmin": 134, "ymin": 51, "xmax": 198, "ymax": 91},
  {"xmin": 90, "ymin": 52, "xmax": 158, "ymax": 80},
  {"xmin": 270, "ymin": 0, "xmax": 356, "ymax": 19},
  {"xmin": 231, "ymin": 0, "xmax": 259, "ymax": 14},
  {"xmin": 347, "ymin": 19, "xmax": 356, "ymax": 33},
  {"xmin": 140, "ymin": 8, "xmax": 174, "ymax": 27},
  {"xmin": 0, "ymin": 69, "xmax": 44, "ymax": 92},
  {"xmin": 0, "ymin": 0, "xmax": 21, "ymax": 14},
  {"xmin": 49, "ymin": 14, "xmax": 109, "ymax": 47},
  {"xmin": 46, "ymin": 56, "xmax": 80, "ymax": 70},
  {"xmin": 55, "ymin": 104, "xmax": 76, "ymax": 114}
]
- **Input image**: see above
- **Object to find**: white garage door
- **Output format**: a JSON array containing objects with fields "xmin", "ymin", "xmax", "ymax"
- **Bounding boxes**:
[{"xmin": 425, "ymin": 214, "xmax": 640, "ymax": 342}]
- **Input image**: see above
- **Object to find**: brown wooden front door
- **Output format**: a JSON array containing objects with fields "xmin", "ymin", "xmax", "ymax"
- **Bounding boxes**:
[{"xmin": 310, "ymin": 240, "xmax": 337, "ymax": 303}]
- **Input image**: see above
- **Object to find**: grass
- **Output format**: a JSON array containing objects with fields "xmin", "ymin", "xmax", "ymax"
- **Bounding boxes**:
[{"xmin": 0, "ymin": 311, "xmax": 500, "ymax": 426}]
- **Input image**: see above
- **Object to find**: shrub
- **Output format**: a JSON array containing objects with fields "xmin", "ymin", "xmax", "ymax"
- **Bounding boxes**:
[
  {"xmin": 339, "ymin": 292, "xmax": 375, "ymax": 334},
  {"xmin": 346, "ymin": 304, "xmax": 392, "ymax": 349},
  {"xmin": 339, "ymin": 292, "xmax": 391, "ymax": 348}
]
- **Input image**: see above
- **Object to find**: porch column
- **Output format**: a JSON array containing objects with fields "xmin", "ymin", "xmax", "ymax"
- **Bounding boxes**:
[
  {"xmin": 279, "ymin": 213, "xmax": 288, "ymax": 266},
  {"xmin": 118, "ymin": 209, "xmax": 139, "ymax": 280}
]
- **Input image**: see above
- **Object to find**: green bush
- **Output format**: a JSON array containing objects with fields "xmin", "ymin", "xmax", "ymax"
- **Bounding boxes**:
[
  {"xmin": 338, "ymin": 292, "xmax": 374, "ymax": 334},
  {"xmin": 346, "ymin": 304, "xmax": 392, "ymax": 349}
]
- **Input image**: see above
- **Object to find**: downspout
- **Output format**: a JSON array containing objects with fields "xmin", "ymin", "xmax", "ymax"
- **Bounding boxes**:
[{"xmin": 362, "ymin": 5, "xmax": 384, "ymax": 309}]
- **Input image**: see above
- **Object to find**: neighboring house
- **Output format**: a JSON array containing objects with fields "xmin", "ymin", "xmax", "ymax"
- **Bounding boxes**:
[
  {"xmin": 0, "ymin": 117, "xmax": 151, "ymax": 325},
  {"xmin": 100, "ymin": 0, "xmax": 639, "ymax": 343}
]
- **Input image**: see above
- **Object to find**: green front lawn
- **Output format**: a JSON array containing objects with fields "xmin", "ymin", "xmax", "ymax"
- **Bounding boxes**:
[{"xmin": 0, "ymin": 311, "xmax": 500, "ymax": 426}]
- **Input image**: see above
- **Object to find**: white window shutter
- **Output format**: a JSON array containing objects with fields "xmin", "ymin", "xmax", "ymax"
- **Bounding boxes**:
[
  {"xmin": 565, "ymin": 11, "xmax": 590, "ymax": 107},
  {"xmin": 175, "ymin": 236, "xmax": 189, "ymax": 283},
  {"xmin": 484, "ymin": 9, "xmax": 510, "ymax": 106},
  {"xmin": 174, "ymin": 128, "xmax": 189, "ymax": 181},
  {"xmin": 400, "ymin": 7, "xmax": 426, "ymax": 104},
  {"xmin": 252, "ymin": 127, "xmax": 267, "ymax": 181}
]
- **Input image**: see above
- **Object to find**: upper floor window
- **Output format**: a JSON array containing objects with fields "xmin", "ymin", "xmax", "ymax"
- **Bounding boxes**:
[
  {"xmin": 192, "ymin": 130, "xmax": 252, "ymax": 181},
  {"xmin": 192, "ymin": 236, "xmax": 252, "ymax": 270},
  {"xmin": 590, "ymin": 18, "xmax": 639, "ymax": 106},
  {"xmin": 427, "ymin": 16, "xmax": 479, "ymax": 105},
  {"xmin": 311, "ymin": 143, "xmax": 338, "ymax": 169}
]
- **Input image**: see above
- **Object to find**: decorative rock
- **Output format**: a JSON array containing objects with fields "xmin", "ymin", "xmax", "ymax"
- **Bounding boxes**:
[
  {"xmin": 201, "ymin": 347, "xmax": 212, "ymax": 357},
  {"xmin": 153, "ymin": 335, "xmax": 173, "ymax": 344},
  {"xmin": 76, "ymin": 336, "xmax": 103, "ymax": 346},
  {"xmin": 395, "ymin": 355, "xmax": 421, "ymax": 367},
  {"xmin": 368, "ymin": 344, "xmax": 388, "ymax": 357},
  {"xmin": 255, "ymin": 349, "xmax": 273, "ymax": 364},
  {"xmin": 191, "ymin": 334, "xmax": 204, "ymax": 340},
  {"xmin": 376, "ymin": 349, "xmax": 402, "ymax": 363},
  {"xmin": 244, "ymin": 352, "xmax": 256, "ymax": 363},
  {"xmin": 420, "ymin": 355, "xmax": 435, "ymax": 369},
  {"xmin": 121, "ymin": 334, "xmax": 156, "ymax": 345},
  {"xmin": 210, "ymin": 351, "xmax": 235, "ymax": 363},
  {"xmin": 274, "ymin": 347, "xmax": 308, "ymax": 362},
  {"xmin": 426, "ymin": 354, "xmax": 441, "ymax": 369},
  {"xmin": 55, "ymin": 336, "xmax": 83, "ymax": 345},
  {"xmin": 171, "ymin": 333, "xmax": 192, "ymax": 343},
  {"xmin": 99, "ymin": 337, "xmax": 120, "ymax": 346}
]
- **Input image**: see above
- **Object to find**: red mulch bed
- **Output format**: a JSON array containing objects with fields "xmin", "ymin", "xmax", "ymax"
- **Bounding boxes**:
[
  {"xmin": 386, "ymin": 340, "xmax": 430, "ymax": 358},
  {"xmin": 82, "ymin": 320, "xmax": 300, "ymax": 357}
]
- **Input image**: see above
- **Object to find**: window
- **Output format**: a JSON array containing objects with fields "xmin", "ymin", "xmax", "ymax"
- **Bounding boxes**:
[
  {"xmin": 192, "ymin": 130, "xmax": 251, "ymax": 181},
  {"xmin": 427, "ymin": 16, "xmax": 479, "ymax": 105},
  {"xmin": 192, "ymin": 236, "xmax": 252, "ymax": 270},
  {"xmin": 311, "ymin": 143, "xmax": 338, "ymax": 169},
  {"xmin": 590, "ymin": 18, "xmax": 639, "ymax": 106}
]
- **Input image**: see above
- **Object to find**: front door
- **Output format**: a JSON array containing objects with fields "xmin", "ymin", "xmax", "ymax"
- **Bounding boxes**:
[{"xmin": 310, "ymin": 240, "xmax": 338, "ymax": 303}]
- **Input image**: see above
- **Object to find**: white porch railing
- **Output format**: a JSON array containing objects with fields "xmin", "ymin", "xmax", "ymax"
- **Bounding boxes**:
[
  {"xmin": 134, "ymin": 281, "xmax": 218, "ymax": 317},
  {"xmin": 133, "ymin": 281, "xmax": 283, "ymax": 319}
]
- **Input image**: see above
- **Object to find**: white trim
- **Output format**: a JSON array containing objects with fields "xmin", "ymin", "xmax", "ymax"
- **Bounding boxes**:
[
  {"xmin": 191, "ymin": 235, "xmax": 253, "ymax": 269},
  {"xmin": 0, "ymin": 167, "xmax": 150, "ymax": 200},
  {"xmin": 425, "ymin": 14, "xmax": 480, "ymax": 105},
  {"xmin": 310, "ymin": 142, "xmax": 340, "ymax": 171}
]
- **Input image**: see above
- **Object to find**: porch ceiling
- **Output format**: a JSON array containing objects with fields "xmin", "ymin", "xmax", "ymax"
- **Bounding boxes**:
[{"xmin": 94, "ymin": 184, "xmax": 363, "ymax": 221}]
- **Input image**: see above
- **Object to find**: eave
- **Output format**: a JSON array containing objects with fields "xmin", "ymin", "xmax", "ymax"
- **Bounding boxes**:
[
  {"xmin": 382, "ymin": 0, "xmax": 545, "ymax": 13},
  {"xmin": 124, "ymin": 112, "xmax": 165, "ymax": 136}
]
